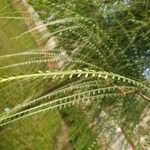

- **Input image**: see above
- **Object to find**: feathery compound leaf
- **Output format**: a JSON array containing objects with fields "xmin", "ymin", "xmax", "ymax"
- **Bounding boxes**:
[
  {"xmin": 0, "ymin": 93, "xmax": 122, "ymax": 127},
  {"xmin": 0, "ymin": 70, "xmax": 147, "ymax": 88},
  {"xmin": 6, "ymin": 84, "xmax": 136, "ymax": 113},
  {"xmin": 0, "ymin": 59, "xmax": 55, "ymax": 70},
  {"xmin": 0, "ymin": 51, "xmax": 55, "ymax": 59}
]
